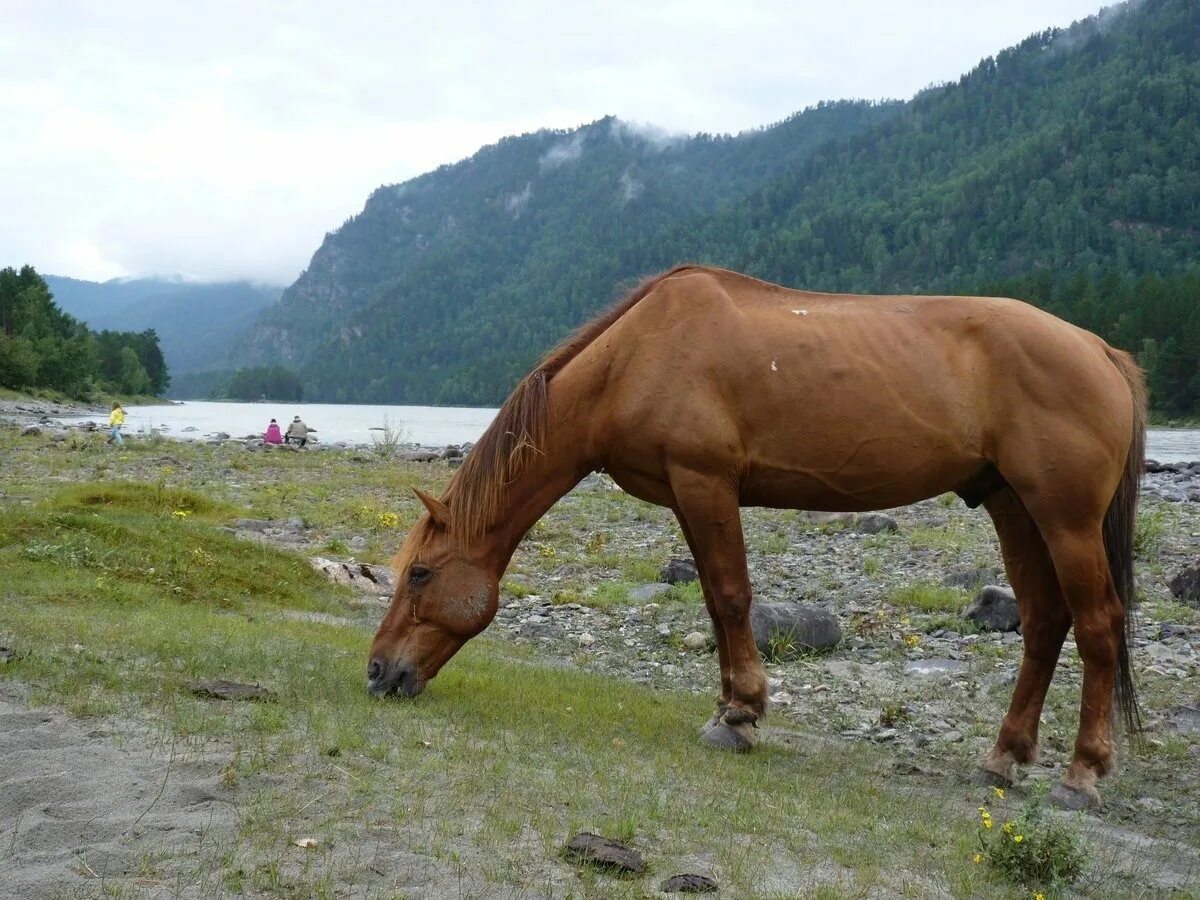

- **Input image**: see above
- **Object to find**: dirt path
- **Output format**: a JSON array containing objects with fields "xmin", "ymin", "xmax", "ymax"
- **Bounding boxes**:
[{"xmin": 0, "ymin": 682, "xmax": 237, "ymax": 899}]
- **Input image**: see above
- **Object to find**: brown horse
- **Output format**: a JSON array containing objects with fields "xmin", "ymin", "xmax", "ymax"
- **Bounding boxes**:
[{"xmin": 368, "ymin": 265, "xmax": 1145, "ymax": 810}]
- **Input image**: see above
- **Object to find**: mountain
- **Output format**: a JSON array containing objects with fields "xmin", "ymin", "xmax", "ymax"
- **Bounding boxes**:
[
  {"xmin": 45, "ymin": 276, "xmax": 281, "ymax": 378},
  {"xmin": 241, "ymin": 102, "xmax": 900, "ymax": 403},
  {"xmin": 243, "ymin": 0, "xmax": 1200, "ymax": 408}
]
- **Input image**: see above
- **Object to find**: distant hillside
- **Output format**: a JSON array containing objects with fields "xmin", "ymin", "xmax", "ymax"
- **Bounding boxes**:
[
  {"xmin": 243, "ymin": 0, "xmax": 1199, "ymax": 408},
  {"xmin": 45, "ymin": 276, "xmax": 281, "ymax": 378}
]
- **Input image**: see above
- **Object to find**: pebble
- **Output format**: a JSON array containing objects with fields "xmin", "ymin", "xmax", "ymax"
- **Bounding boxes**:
[
  {"xmin": 578, "ymin": 632, "xmax": 595, "ymax": 647},
  {"xmin": 682, "ymin": 631, "xmax": 708, "ymax": 651}
]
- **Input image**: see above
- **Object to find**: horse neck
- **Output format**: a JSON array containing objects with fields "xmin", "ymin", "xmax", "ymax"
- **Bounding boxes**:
[{"xmin": 477, "ymin": 378, "xmax": 595, "ymax": 574}]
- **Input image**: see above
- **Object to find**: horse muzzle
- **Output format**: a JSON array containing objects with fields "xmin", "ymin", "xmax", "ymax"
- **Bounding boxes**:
[{"xmin": 366, "ymin": 657, "xmax": 426, "ymax": 699}]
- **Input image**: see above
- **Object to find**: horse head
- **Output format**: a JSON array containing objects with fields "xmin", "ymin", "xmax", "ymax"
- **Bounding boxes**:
[{"xmin": 366, "ymin": 488, "xmax": 498, "ymax": 698}]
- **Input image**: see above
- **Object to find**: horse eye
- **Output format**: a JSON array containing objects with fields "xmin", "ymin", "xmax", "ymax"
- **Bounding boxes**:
[{"xmin": 409, "ymin": 565, "xmax": 434, "ymax": 586}]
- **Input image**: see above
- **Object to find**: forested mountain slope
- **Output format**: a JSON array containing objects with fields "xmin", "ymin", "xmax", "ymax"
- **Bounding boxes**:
[
  {"xmin": 242, "ymin": 103, "xmax": 900, "ymax": 402},
  {"xmin": 246, "ymin": 0, "xmax": 1199, "ymax": 408}
]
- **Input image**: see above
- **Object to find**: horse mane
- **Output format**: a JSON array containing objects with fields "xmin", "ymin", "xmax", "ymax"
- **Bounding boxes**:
[{"xmin": 438, "ymin": 264, "xmax": 700, "ymax": 546}]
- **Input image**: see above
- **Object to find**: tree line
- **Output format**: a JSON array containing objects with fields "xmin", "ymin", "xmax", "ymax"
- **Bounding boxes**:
[{"xmin": 0, "ymin": 266, "xmax": 168, "ymax": 398}]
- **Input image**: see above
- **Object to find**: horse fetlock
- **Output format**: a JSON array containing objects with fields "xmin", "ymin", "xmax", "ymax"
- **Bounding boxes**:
[{"xmin": 722, "ymin": 706, "xmax": 760, "ymax": 728}]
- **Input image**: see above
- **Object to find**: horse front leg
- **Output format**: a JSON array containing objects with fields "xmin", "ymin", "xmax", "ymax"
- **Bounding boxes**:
[{"xmin": 669, "ymin": 466, "xmax": 766, "ymax": 751}]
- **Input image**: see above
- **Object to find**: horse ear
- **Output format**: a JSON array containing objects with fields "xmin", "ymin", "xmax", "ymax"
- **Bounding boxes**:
[{"xmin": 412, "ymin": 488, "xmax": 450, "ymax": 528}]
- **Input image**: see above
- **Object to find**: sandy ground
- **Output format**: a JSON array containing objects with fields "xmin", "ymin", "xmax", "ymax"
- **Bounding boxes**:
[{"xmin": 0, "ymin": 682, "xmax": 237, "ymax": 899}]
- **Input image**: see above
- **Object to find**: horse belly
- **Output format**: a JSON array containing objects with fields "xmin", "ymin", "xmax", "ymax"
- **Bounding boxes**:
[{"xmin": 736, "ymin": 376, "xmax": 986, "ymax": 512}]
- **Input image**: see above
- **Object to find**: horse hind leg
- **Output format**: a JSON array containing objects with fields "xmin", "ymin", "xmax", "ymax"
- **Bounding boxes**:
[
  {"xmin": 978, "ymin": 488, "xmax": 1072, "ymax": 786},
  {"xmin": 1039, "ymin": 525, "xmax": 1127, "ymax": 810}
]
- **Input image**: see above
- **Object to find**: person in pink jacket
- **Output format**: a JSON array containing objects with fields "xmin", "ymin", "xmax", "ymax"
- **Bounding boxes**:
[{"xmin": 264, "ymin": 418, "xmax": 283, "ymax": 444}]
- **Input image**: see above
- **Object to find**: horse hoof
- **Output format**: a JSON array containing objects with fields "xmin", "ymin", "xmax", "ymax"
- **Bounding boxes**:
[
  {"xmin": 698, "ymin": 714, "xmax": 721, "ymax": 739},
  {"xmin": 971, "ymin": 767, "xmax": 1014, "ymax": 789},
  {"xmin": 1050, "ymin": 782, "xmax": 1101, "ymax": 812},
  {"xmin": 699, "ymin": 720, "xmax": 756, "ymax": 752}
]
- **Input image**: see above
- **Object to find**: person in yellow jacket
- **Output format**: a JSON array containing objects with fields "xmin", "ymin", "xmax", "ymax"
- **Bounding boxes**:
[{"xmin": 106, "ymin": 401, "xmax": 125, "ymax": 446}]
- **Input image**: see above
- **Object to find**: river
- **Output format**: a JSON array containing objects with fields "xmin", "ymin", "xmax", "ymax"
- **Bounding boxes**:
[{"xmin": 59, "ymin": 400, "xmax": 1200, "ymax": 462}]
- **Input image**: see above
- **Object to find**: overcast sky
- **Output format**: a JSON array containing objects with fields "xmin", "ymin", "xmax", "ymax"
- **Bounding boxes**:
[{"xmin": 2, "ymin": 0, "xmax": 1110, "ymax": 285}]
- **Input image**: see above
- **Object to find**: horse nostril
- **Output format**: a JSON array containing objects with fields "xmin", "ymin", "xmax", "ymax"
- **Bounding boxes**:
[{"xmin": 367, "ymin": 658, "xmax": 384, "ymax": 682}]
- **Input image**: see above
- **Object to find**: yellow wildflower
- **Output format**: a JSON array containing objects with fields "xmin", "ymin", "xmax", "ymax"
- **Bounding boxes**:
[
  {"xmin": 983, "ymin": 819, "xmax": 993, "ymax": 829},
  {"xmin": 1013, "ymin": 834, "xmax": 1024, "ymax": 844},
  {"xmin": 172, "ymin": 509, "xmax": 191, "ymax": 518},
  {"xmin": 377, "ymin": 511, "xmax": 400, "ymax": 529},
  {"xmin": 1034, "ymin": 893, "xmax": 1045, "ymax": 900},
  {"xmin": 992, "ymin": 786, "xmax": 1005, "ymax": 799},
  {"xmin": 972, "ymin": 853, "xmax": 982, "ymax": 864},
  {"xmin": 1003, "ymin": 821, "xmax": 1015, "ymax": 834},
  {"xmin": 903, "ymin": 634, "xmax": 920, "ymax": 648}
]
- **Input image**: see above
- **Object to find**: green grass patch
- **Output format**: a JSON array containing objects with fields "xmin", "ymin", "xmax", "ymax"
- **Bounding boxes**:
[{"xmin": 889, "ymin": 581, "xmax": 970, "ymax": 614}]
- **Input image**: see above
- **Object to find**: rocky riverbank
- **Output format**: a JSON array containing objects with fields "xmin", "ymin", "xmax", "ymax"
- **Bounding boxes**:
[
  {"xmin": 2, "ymin": 419, "xmax": 1198, "ymax": 889},
  {"xmin": 219, "ymin": 470, "xmax": 1200, "ymax": 841}
]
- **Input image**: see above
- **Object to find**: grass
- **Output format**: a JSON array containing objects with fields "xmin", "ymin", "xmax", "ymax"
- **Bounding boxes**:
[
  {"xmin": 889, "ymin": 581, "xmax": 971, "ymax": 614},
  {"xmin": 1, "ymin": 427, "xmax": 1197, "ymax": 895},
  {"xmin": 0, "ymin": 481, "xmax": 999, "ymax": 897}
]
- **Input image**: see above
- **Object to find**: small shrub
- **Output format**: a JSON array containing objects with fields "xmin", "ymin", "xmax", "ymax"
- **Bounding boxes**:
[
  {"xmin": 370, "ymin": 417, "xmax": 410, "ymax": 459},
  {"xmin": 762, "ymin": 632, "xmax": 798, "ymax": 663},
  {"xmin": 1133, "ymin": 506, "xmax": 1167, "ymax": 559},
  {"xmin": 977, "ymin": 785, "xmax": 1086, "ymax": 893},
  {"xmin": 863, "ymin": 556, "xmax": 882, "ymax": 577}
]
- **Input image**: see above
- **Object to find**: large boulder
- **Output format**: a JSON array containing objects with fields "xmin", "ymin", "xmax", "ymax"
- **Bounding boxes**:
[
  {"xmin": 749, "ymin": 603, "xmax": 841, "ymax": 658},
  {"xmin": 19, "ymin": 425, "xmax": 41, "ymax": 436},
  {"xmin": 1168, "ymin": 560, "xmax": 1200, "ymax": 607},
  {"xmin": 660, "ymin": 557, "xmax": 699, "ymax": 584},
  {"xmin": 963, "ymin": 585, "xmax": 1021, "ymax": 631}
]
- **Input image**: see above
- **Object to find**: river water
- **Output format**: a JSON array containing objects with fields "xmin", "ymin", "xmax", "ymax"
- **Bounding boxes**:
[{"xmin": 60, "ymin": 400, "xmax": 1200, "ymax": 462}]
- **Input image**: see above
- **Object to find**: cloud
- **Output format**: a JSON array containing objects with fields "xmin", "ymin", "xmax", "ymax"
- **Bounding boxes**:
[
  {"xmin": 617, "ymin": 170, "xmax": 643, "ymax": 206},
  {"xmin": 505, "ymin": 182, "xmax": 533, "ymax": 216},
  {"xmin": 539, "ymin": 132, "xmax": 587, "ymax": 170},
  {"xmin": 0, "ymin": 0, "xmax": 1111, "ymax": 283}
]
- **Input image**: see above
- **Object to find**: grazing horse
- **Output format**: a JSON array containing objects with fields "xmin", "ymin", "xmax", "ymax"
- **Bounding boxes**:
[{"xmin": 368, "ymin": 265, "xmax": 1144, "ymax": 810}]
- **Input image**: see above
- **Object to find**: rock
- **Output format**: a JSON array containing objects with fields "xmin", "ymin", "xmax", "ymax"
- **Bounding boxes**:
[
  {"xmin": 661, "ymin": 664, "xmax": 681, "ymax": 676},
  {"xmin": 660, "ymin": 873, "xmax": 718, "ymax": 893},
  {"xmin": 309, "ymin": 557, "xmax": 392, "ymax": 593},
  {"xmin": 578, "ymin": 632, "xmax": 595, "ymax": 647},
  {"xmin": 401, "ymin": 450, "xmax": 439, "ymax": 462},
  {"xmin": 359, "ymin": 563, "xmax": 396, "ymax": 592},
  {"xmin": 188, "ymin": 679, "xmax": 273, "ymax": 701},
  {"xmin": 749, "ymin": 603, "xmax": 842, "ymax": 658},
  {"xmin": 963, "ymin": 585, "xmax": 1021, "ymax": 631},
  {"xmin": 628, "ymin": 583, "xmax": 672, "ymax": 603},
  {"xmin": 214, "ymin": 431, "xmax": 230, "ymax": 440},
  {"xmin": 182, "ymin": 425, "xmax": 199, "ymax": 432},
  {"xmin": 656, "ymin": 623, "xmax": 672, "ymax": 638},
  {"xmin": 1169, "ymin": 705, "xmax": 1200, "ymax": 734},
  {"xmin": 441, "ymin": 446, "xmax": 463, "ymax": 459},
  {"xmin": 661, "ymin": 557, "xmax": 699, "ymax": 584},
  {"xmin": 563, "ymin": 833, "xmax": 645, "ymax": 875},
  {"xmin": 1168, "ymin": 561, "xmax": 1200, "ymax": 607},
  {"xmin": 19, "ymin": 425, "xmax": 41, "ymax": 436},
  {"xmin": 0, "ymin": 647, "xmax": 15, "ymax": 664},
  {"xmin": 50, "ymin": 431, "xmax": 69, "ymax": 442},
  {"xmin": 230, "ymin": 517, "xmax": 272, "ymax": 532},
  {"xmin": 904, "ymin": 659, "xmax": 969, "ymax": 677},
  {"xmin": 682, "ymin": 631, "xmax": 708, "ymax": 651},
  {"xmin": 853, "ymin": 512, "xmax": 899, "ymax": 534}
]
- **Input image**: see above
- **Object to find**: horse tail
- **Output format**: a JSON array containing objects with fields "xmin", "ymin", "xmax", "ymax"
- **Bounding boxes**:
[{"xmin": 1102, "ymin": 346, "xmax": 1146, "ymax": 737}]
